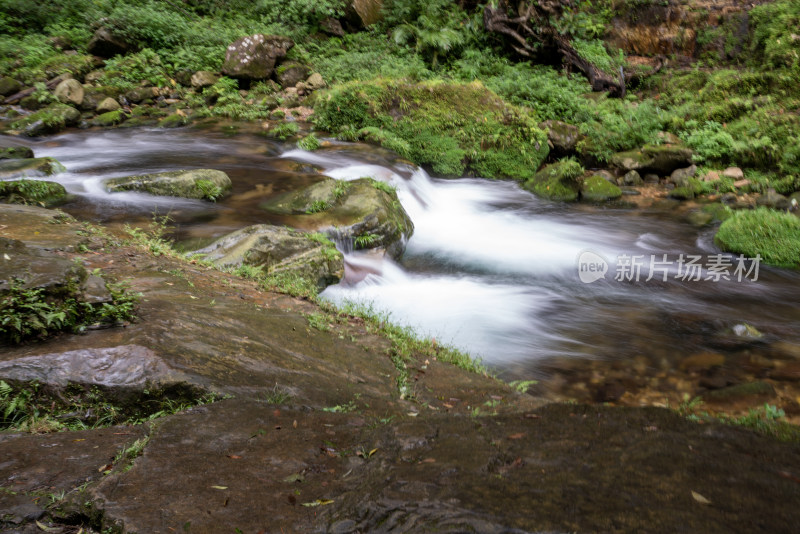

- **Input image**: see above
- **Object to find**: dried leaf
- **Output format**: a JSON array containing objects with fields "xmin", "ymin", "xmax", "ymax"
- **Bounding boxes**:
[
  {"xmin": 36, "ymin": 521, "xmax": 58, "ymax": 532},
  {"xmin": 301, "ymin": 499, "xmax": 334, "ymax": 507},
  {"xmin": 283, "ymin": 473, "xmax": 304, "ymax": 483},
  {"xmin": 691, "ymin": 491, "xmax": 711, "ymax": 505},
  {"xmin": 211, "ymin": 485, "xmax": 228, "ymax": 490},
  {"xmin": 507, "ymin": 433, "xmax": 526, "ymax": 440},
  {"xmin": 227, "ymin": 455, "xmax": 242, "ymax": 460},
  {"xmin": 368, "ymin": 448, "xmax": 378, "ymax": 458}
]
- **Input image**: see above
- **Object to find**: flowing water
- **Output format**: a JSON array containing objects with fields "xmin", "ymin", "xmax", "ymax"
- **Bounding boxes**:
[{"xmin": 22, "ymin": 128, "xmax": 800, "ymax": 389}]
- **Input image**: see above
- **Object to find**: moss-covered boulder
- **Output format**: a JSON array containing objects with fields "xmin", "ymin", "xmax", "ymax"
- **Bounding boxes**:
[
  {"xmin": 221, "ymin": 34, "xmax": 294, "ymax": 81},
  {"xmin": 10, "ymin": 104, "xmax": 80, "ymax": 137},
  {"xmin": 191, "ymin": 225, "xmax": 343, "ymax": 290},
  {"xmin": 0, "ymin": 158, "xmax": 66, "ymax": 180},
  {"xmin": 540, "ymin": 120, "xmax": 581, "ymax": 156},
  {"xmin": 0, "ymin": 77, "xmax": 21, "ymax": 97},
  {"xmin": 0, "ymin": 147, "xmax": 34, "ymax": 160},
  {"xmin": 714, "ymin": 207, "xmax": 800, "ymax": 268},
  {"xmin": 276, "ymin": 61, "xmax": 310, "ymax": 88},
  {"xmin": 96, "ymin": 97, "xmax": 121, "ymax": 113},
  {"xmin": 0, "ymin": 179, "xmax": 68, "ymax": 207},
  {"xmin": 522, "ymin": 159, "xmax": 583, "ymax": 202},
  {"xmin": 92, "ymin": 110, "xmax": 126, "ymax": 127},
  {"xmin": 581, "ymin": 175, "xmax": 622, "ymax": 202},
  {"xmin": 313, "ymin": 80, "xmax": 549, "ymax": 180},
  {"xmin": 104, "ymin": 169, "xmax": 232, "ymax": 201},
  {"xmin": 158, "ymin": 113, "xmax": 190, "ymax": 128},
  {"xmin": 610, "ymin": 144, "xmax": 693, "ymax": 176},
  {"xmin": 262, "ymin": 177, "xmax": 413, "ymax": 259}
]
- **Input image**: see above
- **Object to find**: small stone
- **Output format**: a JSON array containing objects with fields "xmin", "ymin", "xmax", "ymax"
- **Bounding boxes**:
[
  {"xmin": 643, "ymin": 173, "xmax": 660, "ymax": 183},
  {"xmin": 703, "ymin": 170, "xmax": 721, "ymax": 182},
  {"xmin": 756, "ymin": 190, "xmax": 790, "ymax": 210},
  {"xmin": 0, "ymin": 76, "xmax": 22, "ymax": 96},
  {"xmin": 623, "ymin": 170, "xmax": 643, "ymax": 186},
  {"xmin": 722, "ymin": 167, "xmax": 744, "ymax": 180},
  {"xmin": 305, "ymin": 73, "xmax": 325, "ymax": 91},
  {"xmin": 732, "ymin": 323, "xmax": 763, "ymax": 338},
  {"xmin": 669, "ymin": 165, "xmax": 697, "ymax": 188},
  {"xmin": 190, "ymin": 70, "xmax": 219, "ymax": 89},
  {"xmin": 733, "ymin": 179, "xmax": 751, "ymax": 188}
]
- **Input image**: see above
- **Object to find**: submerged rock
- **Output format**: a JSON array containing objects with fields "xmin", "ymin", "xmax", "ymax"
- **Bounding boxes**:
[
  {"xmin": 262, "ymin": 177, "xmax": 413, "ymax": 259},
  {"xmin": 0, "ymin": 146, "xmax": 34, "ymax": 160},
  {"xmin": 105, "ymin": 169, "xmax": 232, "ymax": 201},
  {"xmin": 192, "ymin": 224, "xmax": 343, "ymax": 290},
  {"xmin": 0, "ymin": 157, "xmax": 66, "ymax": 179}
]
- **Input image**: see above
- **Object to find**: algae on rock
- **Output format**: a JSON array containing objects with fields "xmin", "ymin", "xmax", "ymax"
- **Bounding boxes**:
[{"xmin": 105, "ymin": 169, "xmax": 232, "ymax": 201}]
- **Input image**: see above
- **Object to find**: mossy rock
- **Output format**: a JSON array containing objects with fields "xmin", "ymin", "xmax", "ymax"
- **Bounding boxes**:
[
  {"xmin": 540, "ymin": 119, "xmax": 581, "ymax": 155},
  {"xmin": 313, "ymin": 80, "xmax": 548, "ymax": 180},
  {"xmin": 0, "ymin": 158, "xmax": 66, "ymax": 180},
  {"xmin": 190, "ymin": 225, "xmax": 343, "ymax": 290},
  {"xmin": 158, "ymin": 113, "xmax": 190, "ymax": 128},
  {"xmin": 0, "ymin": 179, "xmax": 68, "ymax": 207},
  {"xmin": 714, "ymin": 207, "xmax": 800, "ymax": 268},
  {"xmin": 261, "ymin": 177, "xmax": 413, "ymax": 259},
  {"xmin": 522, "ymin": 159, "xmax": 583, "ymax": 202},
  {"xmin": 105, "ymin": 169, "xmax": 232, "ymax": 201},
  {"xmin": 610, "ymin": 144, "xmax": 693, "ymax": 176},
  {"xmin": 668, "ymin": 186, "xmax": 695, "ymax": 200},
  {"xmin": 581, "ymin": 175, "xmax": 622, "ymax": 202},
  {"xmin": 688, "ymin": 203, "xmax": 732, "ymax": 227},
  {"xmin": 0, "ymin": 76, "xmax": 22, "ymax": 97},
  {"xmin": 10, "ymin": 103, "xmax": 80, "ymax": 137},
  {"xmin": 0, "ymin": 147, "xmax": 34, "ymax": 160},
  {"xmin": 92, "ymin": 110, "xmax": 126, "ymax": 127}
]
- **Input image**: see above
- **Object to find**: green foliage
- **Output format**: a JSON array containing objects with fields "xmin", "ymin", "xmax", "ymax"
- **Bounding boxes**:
[
  {"xmin": 0, "ymin": 277, "xmax": 139, "ymax": 345},
  {"xmin": 262, "ymin": 384, "xmax": 291, "ymax": 404},
  {"xmin": 354, "ymin": 233, "xmax": 380, "ymax": 249},
  {"xmin": 254, "ymin": 0, "xmax": 346, "ymax": 27},
  {"xmin": 306, "ymin": 311, "xmax": 331, "ymax": 331},
  {"xmin": 260, "ymin": 271, "xmax": 319, "ymax": 299},
  {"xmin": 305, "ymin": 200, "xmax": 329, "ymax": 214},
  {"xmin": 553, "ymin": 0, "xmax": 614, "ymax": 39},
  {"xmin": 369, "ymin": 179, "xmax": 396, "ymax": 195},
  {"xmin": 572, "ymin": 38, "xmax": 624, "ymax": 75},
  {"xmin": 105, "ymin": 1, "xmax": 191, "ymax": 50},
  {"xmin": 0, "ymin": 179, "xmax": 66, "ymax": 206},
  {"xmin": 196, "ymin": 179, "xmax": 223, "ymax": 202},
  {"xmin": 524, "ymin": 158, "xmax": 584, "ymax": 201},
  {"xmin": 297, "ymin": 133, "xmax": 321, "ymax": 151},
  {"xmin": 389, "ymin": 0, "xmax": 468, "ymax": 68},
  {"xmin": 749, "ymin": 0, "xmax": 800, "ymax": 73},
  {"xmin": 314, "ymin": 79, "xmax": 549, "ymax": 180},
  {"xmin": 683, "ymin": 121, "xmax": 736, "ymax": 165},
  {"xmin": 101, "ymin": 49, "xmax": 169, "ymax": 90},
  {"xmin": 268, "ymin": 122, "xmax": 300, "ymax": 140},
  {"xmin": 31, "ymin": 82, "xmax": 56, "ymax": 105},
  {"xmin": 714, "ymin": 208, "xmax": 800, "ymax": 268}
]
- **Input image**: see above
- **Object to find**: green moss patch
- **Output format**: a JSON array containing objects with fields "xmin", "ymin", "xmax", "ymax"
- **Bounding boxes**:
[
  {"xmin": 314, "ymin": 79, "xmax": 548, "ymax": 180},
  {"xmin": 581, "ymin": 175, "xmax": 621, "ymax": 202},
  {"xmin": 523, "ymin": 159, "xmax": 583, "ymax": 201},
  {"xmin": 714, "ymin": 207, "xmax": 800, "ymax": 268},
  {"xmin": 0, "ymin": 179, "xmax": 68, "ymax": 207}
]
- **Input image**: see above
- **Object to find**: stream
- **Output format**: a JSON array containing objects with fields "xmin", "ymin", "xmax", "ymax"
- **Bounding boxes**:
[{"xmin": 22, "ymin": 127, "xmax": 800, "ymax": 392}]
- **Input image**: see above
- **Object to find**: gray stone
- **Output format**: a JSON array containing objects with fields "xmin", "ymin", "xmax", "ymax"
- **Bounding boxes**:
[
  {"xmin": 87, "ymin": 27, "xmax": 130, "ymax": 58},
  {"xmin": 669, "ymin": 165, "xmax": 697, "ymax": 188},
  {"xmin": 0, "ymin": 146, "xmax": 34, "ymax": 160},
  {"xmin": 276, "ymin": 62, "xmax": 311, "ymax": 89},
  {"xmin": 623, "ymin": 170, "xmax": 643, "ymax": 186},
  {"xmin": 305, "ymin": 73, "xmax": 326, "ymax": 91},
  {"xmin": 756, "ymin": 190, "xmax": 790, "ymax": 210},
  {"xmin": 320, "ymin": 17, "xmax": 345, "ymax": 36},
  {"xmin": 0, "ymin": 158, "xmax": 66, "ymax": 179},
  {"xmin": 96, "ymin": 96, "xmax": 121, "ymax": 112},
  {"xmin": 53, "ymin": 78, "xmax": 84, "ymax": 106},
  {"xmin": 222, "ymin": 34, "xmax": 294, "ymax": 81},
  {"xmin": 0, "ymin": 76, "xmax": 21, "ymax": 97},
  {"xmin": 610, "ymin": 144, "xmax": 693, "ymax": 175},
  {"xmin": 540, "ymin": 120, "xmax": 581, "ymax": 155},
  {"xmin": 190, "ymin": 70, "xmax": 219, "ymax": 89},
  {"xmin": 722, "ymin": 167, "xmax": 744, "ymax": 180},
  {"xmin": 125, "ymin": 87, "xmax": 158, "ymax": 104}
]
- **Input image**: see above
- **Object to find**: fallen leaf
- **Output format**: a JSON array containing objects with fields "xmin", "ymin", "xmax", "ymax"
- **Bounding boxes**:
[
  {"xmin": 227, "ymin": 455, "xmax": 242, "ymax": 460},
  {"xmin": 293, "ymin": 420, "xmax": 298, "ymax": 428},
  {"xmin": 691, "ymin": 491, "xmax": 711, "ymax": 505},
  {"xmin": 368, "ymin": 448, "xmax": 378, "ymax": 457},
  {"xmin": 419, "ymin": 458, "xmax": 436, "ymax": 464},
  {"xmin": 507, "ymin": 433, "xmax": 526, "ymax": 440},
  {"xmin": 72, "ymin": 438, "xmax": 86, "ymax": 442},
  {"xmin": 36, "ymin": 520, "xmax": 58, "ymax": 532},
  {"xmin": 211, "ymin": 485, "xmax": 228, "ymax": 490},
  {"xmin": 301, "ymin": 499, "xmax": 334, "ymax": 507},
  {"xmin": 442, "ymin": 403, "xmax": 454, "ymax": 409},
  {"xmin": 98, "ymin": 463, "xmax": 112, "ymax": 473},
  {"xmin": 524, "ymin": 413, "xmax": 541, "ymax": 419},
  {"xmin": 283, "ymin": 473, "xmax": 304, "ymax": 483}
]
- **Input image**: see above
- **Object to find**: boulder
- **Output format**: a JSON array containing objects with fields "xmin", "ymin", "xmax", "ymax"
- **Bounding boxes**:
[
  {"xmin": 10, "ymin": 103, "xmax": 80, "ymax": 137},
  {"xmin": 158, "ymin": 113, "xmax": 190, "ymax": 128},
  {"xmin": 84, "ymin": 69, "xmax": 105, "ymax": 84},
  {"xmin": 53, "ymin": 79, "xmax": 84, "ymax": 106},
  {"xmin": 593, "ymin": 170, "xmax": 617, "ymax": 183},
  {"xmin": 581, "ymin": 175, "xmax": 622, "ymax": 202},
  {"xmin": 221, "ymin": 34, "xmax": 294, "ymax": 81},
  {"xmin": 756, "ymin": 190, "xmax": 790, "ymax": 210},
  {"xmin": 125, "ymin": 87, "xmax": 158, "ymax": 104},
  {"xmin": 261, "ymin": 177, "xmax": 414, "ymax": 259},
  {"xmin": 347, "ymin": 0, "xmax": 384, "ymax": 27},
  {"xmin": 610, "ymin": 144, "xmax": 693, "ymax": 176},
  {"xmin": 96, "ymin": 97, "xmax": 121, "ymax": 113},
  {"xmin": 0, "ymin": 147, "xmax": 34, "ymax": 160},
  {"xmin": 722, "ymin": 167, "xmax": 744, "ymax": 180},
  {"xmin": 191, "ymin": 225, "xmax": 344, "ymax": 290},
  {"xmin": 319, "ymin": 17, "xmax": 345, "ymax": 37},
  {"xmin": 190, "ymin": 71, "xmax": 219, "ymax": 89},
  {"xmin": 0, "ymin": 180, "xmax": 68, "ymax": 207},
  {"xmin": 0, "ymin": 158, "xmax": 66, "ymax": 180},
  {"xmin": 622, "ymin": 170, "xmax": 643, "ymax": 186},
  {"xmin": 87, "ymin": 27, "xmax": 131, "ymax": 58},
  {"xmin": 92, "ymin": 110, "xmax": 126, "ymax": 127},
  {"xmin": 0, "ymin": 77, "xmax": 22, "ymax": 97},
  {"xmin": 668, "ymin": 165, "xmax": 697, "ymax": 188},
  {"xmin": 305, "ymin": 73, "xmax": 326, "ymax": 91},
  {"xmin": 275, "ymin": 62, "xmax": 311, "ymax": 89},
  {"xmin": 104, "ymin": 169, "xmax": 232, "ymax": 201},
  {"xmin": 522, "ymin": 160, "xmax": 582, "ymax": 202},
  {"xmin": 540, "ymin": 120, "xmax": 581, "ymax": 156}
]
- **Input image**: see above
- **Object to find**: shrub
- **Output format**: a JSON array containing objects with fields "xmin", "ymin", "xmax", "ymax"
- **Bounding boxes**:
[{"xmin": 714, "ymin": 208, "xmax": 800, "ymax": 268}]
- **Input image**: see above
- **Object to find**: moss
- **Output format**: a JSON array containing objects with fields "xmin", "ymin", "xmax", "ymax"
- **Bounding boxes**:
[
  {"xmin": 714, "ymin": 207, "xmax": 800, "ymax": 268},
  {"xmin": 0, "ymin": 179, "xmax": 68, "ymax": 207},
  {"xmin": 93, "ymin": 110, "xmax": 125, "ymax": 127},
  {"xmin": 158, "ymin": 113, "xmax": 190, "ymax": 128},
  {"xmin": 523, "ymin": 159, "xmax": 583, "ymax": 201},
  {"xmin": 581, "ymin": 175, "xmax": 621, "ymax": 202},
  {"xmin": 10, "ymin": 103, "xmax": 80, "ymax": 136},
  {"xmin": 669, "ymin": 186, "xmax": 695, "ymax": 200},
  {"xmin": 314, "ymin": 79, "xmax": 549, "ymax": 180}
]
